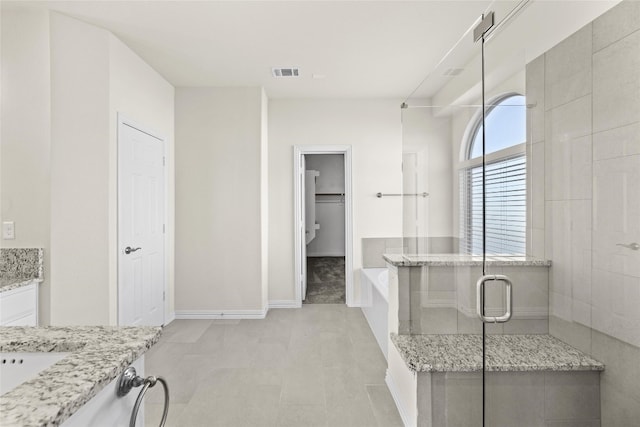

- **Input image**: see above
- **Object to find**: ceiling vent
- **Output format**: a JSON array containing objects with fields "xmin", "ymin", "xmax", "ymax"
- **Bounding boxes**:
[
  {"xmin": 443, "ymin": 68, "xmax": 464, "ymax": 76},
  {"xmin": 272, "ymin": 67, "xmax": 300, "ymax": 78}
]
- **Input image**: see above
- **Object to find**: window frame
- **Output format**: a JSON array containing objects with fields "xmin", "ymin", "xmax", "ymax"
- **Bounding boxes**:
[{"xmin": 459, "ymin": 92, "xmax": 527, "ymax": 256}]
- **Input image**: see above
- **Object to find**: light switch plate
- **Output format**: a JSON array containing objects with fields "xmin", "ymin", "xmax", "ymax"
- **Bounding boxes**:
[{"xmin": 2, "ymin": 221, "xmax": 15, "ymax": 239}]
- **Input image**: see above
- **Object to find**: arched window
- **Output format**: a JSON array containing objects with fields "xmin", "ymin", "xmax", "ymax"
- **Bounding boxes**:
[{"xmin": 461, "ymin": 93, "xmax": 526, "ymax": 255}]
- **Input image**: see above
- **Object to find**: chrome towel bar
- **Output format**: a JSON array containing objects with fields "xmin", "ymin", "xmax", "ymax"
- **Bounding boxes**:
[{"xmin": 376, "ymin": 192, "xmax": 428, "ymax": 198}]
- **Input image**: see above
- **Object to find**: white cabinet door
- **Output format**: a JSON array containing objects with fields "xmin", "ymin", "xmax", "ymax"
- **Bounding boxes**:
[{"xmin": 0, "ymin": 283, "xmax": 38, "ymax": 326}]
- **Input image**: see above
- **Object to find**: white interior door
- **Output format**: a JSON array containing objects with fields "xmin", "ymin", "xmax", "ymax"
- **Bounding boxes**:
[
  {"xmin": 118, "ymin": 119, "xmax": 165, "ymax": 326},
  {"xmin": 300, "ymin": 155, "xmax": 307, "ymax": 301}
]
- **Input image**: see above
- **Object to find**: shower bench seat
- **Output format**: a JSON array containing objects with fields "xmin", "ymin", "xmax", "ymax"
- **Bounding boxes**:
[{"xmin": 387, "ymin": 333, "xmax": 604, "ymax": 427}]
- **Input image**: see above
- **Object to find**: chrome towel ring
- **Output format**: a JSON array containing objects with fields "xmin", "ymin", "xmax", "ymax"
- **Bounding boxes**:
[{"xmin": 118, "ymin": 366, "xmax": 170, "ymax": 427}]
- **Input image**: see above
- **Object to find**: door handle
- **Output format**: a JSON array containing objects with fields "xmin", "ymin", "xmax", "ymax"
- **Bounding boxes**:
[
  {"xmin": 476, "ymin": 274, "xmax": 513, "ymax": 323},
  {"xmin": 124, "ymin": 246, "xmax": 142, "ymax": 255}
]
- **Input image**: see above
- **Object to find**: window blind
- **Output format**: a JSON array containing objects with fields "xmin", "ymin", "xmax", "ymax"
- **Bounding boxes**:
[{"xmin": 460, "ymin": 154, "xmax": 526, "ymax": 255}]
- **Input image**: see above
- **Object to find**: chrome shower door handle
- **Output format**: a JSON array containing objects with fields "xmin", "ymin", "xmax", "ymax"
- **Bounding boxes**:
[{"xmin": 476, "ymin": 274, "xmax": 513, "ymax": 323}]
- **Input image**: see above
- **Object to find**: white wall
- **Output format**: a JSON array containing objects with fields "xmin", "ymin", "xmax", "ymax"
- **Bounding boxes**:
[
  {"xmin": 0, "ymin": 7, "xmax": 52, "ymax": 323},
  {"xmin": 49, "ymin": 12, "xmax": 112, "ymax": 325},
  {"xmin": 401, "ymin": 102, "xmax": 452, "ymax": 244},
  {"xmin": 175, "ymin": 87, "xmax": 267, "ymax": 315},
  {"xmin": 1, "ymin": 11, "xmax": 176, "ymax": 325},
  {"xmin": 260, "ymin": 89, "xmax": 269, "ymax": 310},
  {"xmin": 268, "ymin": 99, "xmax": 403, "ymax": 304},
  {"xmin": 305, "ymin": 154, "xmax": 345, "ymax": 194}
]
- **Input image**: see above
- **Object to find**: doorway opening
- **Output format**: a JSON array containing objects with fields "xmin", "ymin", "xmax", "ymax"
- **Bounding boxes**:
[
  {"xmin": 293, "ymin": 146, "xmax": 353, "ymax": 307},
  {"xmin": 305, "ymin": 154, "xmax": 345, "ymax": 303}
]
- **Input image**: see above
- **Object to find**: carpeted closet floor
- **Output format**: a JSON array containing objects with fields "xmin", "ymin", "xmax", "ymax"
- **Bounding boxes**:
[{"xmin": 304, "ymin": 257, "xmax": 345, "ymax": 304}]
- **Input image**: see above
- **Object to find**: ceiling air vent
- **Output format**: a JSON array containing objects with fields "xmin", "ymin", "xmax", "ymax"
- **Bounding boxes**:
[
  {"xmin": 272, "ymin": 67, "xmax": 300, "ymax": 78},
  {"xmin": 443, "ymin": 68, "xmax": 464, "ymax": 76}
]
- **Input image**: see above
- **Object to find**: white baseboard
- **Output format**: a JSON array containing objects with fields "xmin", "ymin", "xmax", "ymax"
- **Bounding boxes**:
[
  {"xmin": 175, "ymin": 307, "xmax": 268, "ymax": 320},
  {"xmin": 386, "ymin": 370, "xmax": 413, "ymax": 427},
  {"xmin": 268, "ymin": 300, "xmax": 301, "ymax": 309},
  {"xmin": 164, "ymin": 312, "xmax": 176, "ymax": 326}
]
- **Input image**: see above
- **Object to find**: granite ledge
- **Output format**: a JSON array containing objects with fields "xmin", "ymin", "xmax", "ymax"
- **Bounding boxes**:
[
  {"xmin": 391, "ymin": 333, "xmax": 604, "ymax": 373},
  {"xmin": 384, "ymin": 253, "xmax": 552, "ymax": 267},
  {"xmin": 0, "ymin": 326, "xmax": 162, "ymax": 427}
]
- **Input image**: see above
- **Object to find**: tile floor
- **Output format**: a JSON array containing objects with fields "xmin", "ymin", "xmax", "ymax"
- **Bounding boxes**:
[{"xmin": 144, "ymin": 304, "xmax": 403, "ymax": 427}]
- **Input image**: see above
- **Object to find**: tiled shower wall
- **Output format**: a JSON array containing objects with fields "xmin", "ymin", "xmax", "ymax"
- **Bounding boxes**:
[{"xmin": 526, "ymin": 1, "xmax": 640, "ymax": 425}]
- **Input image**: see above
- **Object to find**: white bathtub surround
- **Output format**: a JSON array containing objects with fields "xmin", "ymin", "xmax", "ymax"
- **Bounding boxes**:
[
  {"xmin": 361, "ymin": 268, "xmax": 389, "ymax": 359},
  {"xmin": 0, "ymin": 326, "xmax": 161, "ymax": 426}
]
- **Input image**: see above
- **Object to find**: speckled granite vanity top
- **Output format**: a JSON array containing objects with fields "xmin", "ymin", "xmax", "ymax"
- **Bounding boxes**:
[
  {"xmin": 391, "ymin": 333, "xmax": 604, "ymax": 373},
  {"xmin": 0, "ymin": 248, "xmax": 44, "ymax": 293},
  {"xmin": 384, "ymin": 253, "xmax": 552, "ymax": 267},
  {"xmin": 0, "ymin": 326, "xmax": 162, "ymax": 427}
]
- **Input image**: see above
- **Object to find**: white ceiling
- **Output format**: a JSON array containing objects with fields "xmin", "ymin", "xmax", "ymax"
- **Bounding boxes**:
[
  {"xmin": 7, "ymin": 0, "xmax": 500, "ymax": 98},
  {"xmin": 4, "ymin": 1, "xmax": 621, "ymax": 99}
]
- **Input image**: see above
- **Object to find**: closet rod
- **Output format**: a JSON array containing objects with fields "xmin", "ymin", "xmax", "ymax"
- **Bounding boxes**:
[{"xmin": 376, "ymin": 192, "xmax": 429, "ymax": 198}]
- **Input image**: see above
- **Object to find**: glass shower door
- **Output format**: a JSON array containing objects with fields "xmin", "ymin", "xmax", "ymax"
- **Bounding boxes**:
[{"xmin": 400, "ymin": 3, "xmax": 531, "ymax": 425}]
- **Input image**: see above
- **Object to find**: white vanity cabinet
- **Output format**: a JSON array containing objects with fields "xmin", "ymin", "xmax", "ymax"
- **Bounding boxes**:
[
  {"xmin": 0, "ymin": 282, "xmax": 38, "ymax": 326},
  {"xmin": 62, "ymin": 357, "xmax": 145, "ymax": 427}
]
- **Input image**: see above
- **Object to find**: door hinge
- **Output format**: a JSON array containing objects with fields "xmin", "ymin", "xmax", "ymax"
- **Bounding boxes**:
[
  {"xmin": 163, "ymin": 224, "xmax": 165, "ymax": 234},
  {"xmin": 163, "ymin": 291, "xmax": 165, "ymax": 301}
]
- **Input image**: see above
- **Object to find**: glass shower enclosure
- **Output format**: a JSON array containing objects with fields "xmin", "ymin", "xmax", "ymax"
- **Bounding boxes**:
[{"xmin": 396, "ymin": 1, "xmax": 639, "ymax": 425}]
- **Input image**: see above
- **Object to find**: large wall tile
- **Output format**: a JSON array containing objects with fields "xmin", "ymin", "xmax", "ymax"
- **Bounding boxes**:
[
  {"xmin": 526, "ymin": 54, "xmax": 545, "ymax": 143},
  {"xmin": 593, "ymin": 0, "xmax": 640, "ymax": 53},
  {"xmin": 549, "ymin": 315, "xmax": 592, "ymax": 355},
  {"xmin": 545, "ymin": 24, "xmax": 592, "ymax": 110},
  {"xmin": 486, "ymin": 372, "xmax": 545, "ymax": 427},
  {"xmin": 593, "ymin": 30, "xmax": 640, "ymax": 133},
  {"xmin": 544, "ymin": 371, "xmax": 600, "ymax": 421},
  {"xmin": 530, "ymin": 142, "xmax": 545, "ymax": 229},
  {"xmin": 593, "ymin": 121, "xmax": 640, "ymax": 161},
  {"xmin": 592, "ymin": 329, "xmax": 640, "ymax": 403},
  {"xmin": 544, "ymin": 96, "xmax": 593, "ymax": 201}
]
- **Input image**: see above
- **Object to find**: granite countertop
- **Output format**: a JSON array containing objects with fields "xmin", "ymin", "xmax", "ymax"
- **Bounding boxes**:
[
  {"xmin": 384, "ymin": 253, "xmax": 552, "ymax": 267},
  {"xmin": 391, "ymin": 333, "xmax": 604, "ymax": 373},
  {"xmin": 1, "ymin": 248, "xmax": 45, "ymax": 294},
  {"xmin": 0, "ymin": 277, "xmax": 43, "ymax": 293},
  {"xmin": 0, "ymin": 326, "xmax": 162, "ymax": 427}
]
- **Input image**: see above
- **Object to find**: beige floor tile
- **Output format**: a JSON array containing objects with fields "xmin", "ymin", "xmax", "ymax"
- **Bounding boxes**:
[
  {"xmin": 145, "ymin": 402, "xmax": 186, "ymax": 427},
  {"xmin": 142, "ymin": 305, "xmax": 402, "ymax": 426},
  {"xmin": 366, "ymin": 384, "xmax": 404, "ymax": 427},
  {"xmin": 281, "ymin": 367, "xmax": 326, "ymax": 405},
  {"xmin": 162, "ymin": 319, "xmax": 213, "ymax": 343},
  {"xmin": 276, "ymin": 404, "xmax": 328, "ymax": 427}
]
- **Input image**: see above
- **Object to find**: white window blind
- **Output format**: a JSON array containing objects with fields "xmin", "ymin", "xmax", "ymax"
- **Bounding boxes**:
[{"xmin": 460, "ymin": 154, "xmax": 526, "ymax": 255}]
